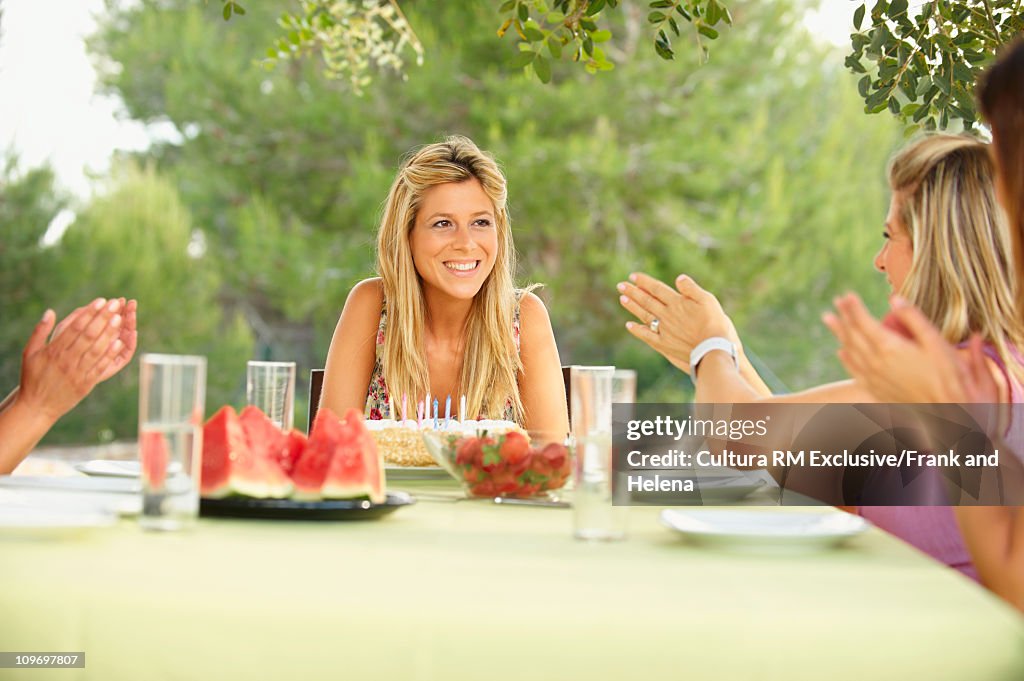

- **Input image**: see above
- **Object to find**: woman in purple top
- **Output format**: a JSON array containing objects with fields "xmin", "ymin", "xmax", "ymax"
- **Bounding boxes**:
[
  {"xmin": 617, "ymin": 133, "xmax": 1024, "ymax": 580},
  {"xmin": 822, "ymin": 40, "xmax": 1024, "ymax": 611}
]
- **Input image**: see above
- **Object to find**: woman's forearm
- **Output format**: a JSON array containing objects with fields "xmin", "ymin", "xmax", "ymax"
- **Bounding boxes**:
[
  {"xmin": 0, "ymin": 386, "xmax": 19, "ymax": 415},
  {"xmin": 0, "ymin": 393, "xmax": 58, "ymax": 474},
  {"xmin": 695, "ymin": 352, "xmax": 765, "ymax": 403},
  {"xmin": 738, "ymin": 352, "xmax": 773, "ymax": 397},
  {"xmin": 955, "ymin": 506, "xmax": 1024, "ymax": 612}
]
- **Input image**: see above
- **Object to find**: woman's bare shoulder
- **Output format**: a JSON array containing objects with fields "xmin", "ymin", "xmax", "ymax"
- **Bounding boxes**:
[
  {"xmin": 347, "ymin": 277, "xmax": 384, "ymax": 309},
  {"xmin": 517, "ymin": 290, "xmax": 551, "ymax": 324}
]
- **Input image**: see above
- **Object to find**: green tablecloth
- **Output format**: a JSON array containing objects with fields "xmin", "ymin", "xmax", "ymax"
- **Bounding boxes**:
[{"xmin": 1, "ymin": 481, "xmax": 1023, "ymax": 681}]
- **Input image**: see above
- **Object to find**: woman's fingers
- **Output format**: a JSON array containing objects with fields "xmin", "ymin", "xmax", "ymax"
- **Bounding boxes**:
[
  {"xmin": 23, "ymin": 310, "xmax": 57, "ymax": 360},
  {"xmin": 77, "ymin": 313, "xmax": 123, "ymax": 375},
  {"xmin": 618, "ymin": 288, "xmax": 659, "ymax": 325},
  {"xmin": 59, "ymin": 299, "xmax": 120, "ymax": 368},
  {"xmin": 628, "ymin": 272, "xmax": 677, "ymax": 306},
  {"xmin": 834, "ymin": 293, "xmax": 883, "ymax": 359},
  {"xmin": 618, "ymin": 281, "xmax": 667, "ymax": 318},
  {"xmin": 674, "ymin": 274, "xmax": 711, "ymax": 302}
]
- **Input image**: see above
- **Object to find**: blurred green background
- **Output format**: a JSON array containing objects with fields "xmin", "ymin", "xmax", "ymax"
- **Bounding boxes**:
[{"xmin": 1, "ymin": 0, "xmax": 901, "ymax": 444}]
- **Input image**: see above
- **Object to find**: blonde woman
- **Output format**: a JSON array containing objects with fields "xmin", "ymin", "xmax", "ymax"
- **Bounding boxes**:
[
  {"xmin": 617, "ymin": 134, "xmax": 1024, "ymax": 579},
  {"xmin": 826, "ymin": 41, "xmax": 1024, "ymax": 611},
  {"xmin": 320, "ymin": 136, "xmax": 569, "ymax": 438}
]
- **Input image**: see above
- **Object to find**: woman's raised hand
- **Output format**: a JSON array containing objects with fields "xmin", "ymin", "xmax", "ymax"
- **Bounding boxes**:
[
  {"xmin": 19, "ymin": 298, "xmax": 134, "ymax": 422},
  {"xmin": 823, "ymin": 293, "xmax": 997, "ymax": 404},
  {"xmin": 618, "ymin": 272, "xmax": 739, "ymax": 375}
]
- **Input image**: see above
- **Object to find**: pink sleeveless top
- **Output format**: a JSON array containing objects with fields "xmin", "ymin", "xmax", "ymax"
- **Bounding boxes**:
[{"xmin": 858, "ymin": 344, "xmax": 1024, "ymax": 581}]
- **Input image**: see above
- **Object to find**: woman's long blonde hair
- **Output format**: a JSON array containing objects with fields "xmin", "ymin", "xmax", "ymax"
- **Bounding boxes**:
[
  {"xmin": 891, "ymin": 134, "xmax": 1024, "ymax": 382},
  {"xmin": 376, "ymin": 135, "xmax": 526, "ymax": 422}
]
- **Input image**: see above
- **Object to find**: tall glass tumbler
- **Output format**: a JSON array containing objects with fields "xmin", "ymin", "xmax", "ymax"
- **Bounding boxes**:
[
  {"xmin": 138, "ymin": 354, "xmax": 206, "ymax": 531},
  {"xmin": 570, "ymin": 366, "xmax": 626, "ymax": 541},
  {"xmin": 246, "ymin": 361, "xmax": 296, "ymax": 430}
]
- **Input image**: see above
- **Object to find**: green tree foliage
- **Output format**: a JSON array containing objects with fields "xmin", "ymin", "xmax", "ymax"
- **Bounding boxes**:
[
  {"xmin": 0, "ymin": 156, "xmax": 69, "ymax": 400},
  {"xmin": 95, "ymin": 0, "xmax": 898, "ymax": 407},
  {"xmin": 847, "ymin": 0, "xmax": 1024, "ymax": 132},
  {"xmin": 223, "ymin": 0, "xmax": 1021, "ymax": 132}
]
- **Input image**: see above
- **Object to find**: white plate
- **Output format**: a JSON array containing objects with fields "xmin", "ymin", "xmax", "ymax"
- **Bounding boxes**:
[
  {"xmin": 75, "ymin": 460, "xmax": 182, "ymax": 478},
  {"xmin": 660, "ymin": 509, "xmax": 868, "ymax": 552}
]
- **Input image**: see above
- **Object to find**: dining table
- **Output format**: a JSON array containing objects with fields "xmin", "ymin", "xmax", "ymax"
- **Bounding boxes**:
[{"xmin": 1, "ymin": 467, "xmax": 1023, "ymax": 681}]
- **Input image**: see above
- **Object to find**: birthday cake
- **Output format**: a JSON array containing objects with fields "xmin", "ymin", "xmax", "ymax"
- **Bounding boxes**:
[{"xmin": 365, "ymin": 418, "xmax": 523, "ymax": 467}]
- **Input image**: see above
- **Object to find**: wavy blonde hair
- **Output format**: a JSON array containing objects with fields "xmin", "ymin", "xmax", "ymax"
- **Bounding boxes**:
[
  {"xmin": 890, "ymin": 134, "xmax": 1024, "ymax": 383},
  {"xmin": 376, "ymin": 135, "xmax": 526, "ymax": 422}
]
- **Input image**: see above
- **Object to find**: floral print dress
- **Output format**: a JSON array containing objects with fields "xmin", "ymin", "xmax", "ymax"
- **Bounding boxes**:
[{"xmin": 364, "ymin": 300, "xmax": 521, "ymax": 422}]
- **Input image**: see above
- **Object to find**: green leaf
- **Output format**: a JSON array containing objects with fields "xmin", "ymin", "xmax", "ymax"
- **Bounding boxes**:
[
  {"xmin": 586, "ymin": 0, "xmax": 607, "ymax": 16},
  {"xmin": 231, "ymin": 2, "xmax": 245, "ymax": 16},
  {"xmin": 509, "ymin": 50, "xmax": 536, "ymax": 69},
  {"xmin": 676, "ymin": 5, "xmax": 691, "ymax": 21},
  {"xmin": 858, "ymin": 74, "xmax": 871, "ymax": 97},
  {"xmin": 648, "ymin": 11, "xmax": 667, "ymax": 23},
  {"xmin": 546, "ymin": 11, "xmax": 565, "ymax": 22},
  {"xmin": 915, "ymin": 75, "xmax": 931, "ymax": 96},
  {"xmin": 500, "ymin": 0, "xmax": 516, "ymax": 12},
  {"xmin": 845, "ymin": 54, "xmax": 867, "ymax": 73},
  {"xmin": 654, "ymin": 34, "xmax": 673, "ymax": 60},
  {"xmin": 524, "ymin": 27, "xmax": 545, "ymax": 41},
  {"xmin": 952, "ymin": 62, "xmax": 973, "ymax": 84},
  {"xmin": 590, "ymin": 29, "xmax": 612, "ymax": 42},
  {"xmin": 669, "ymin": 16, "xmax": 680, "ymax": 36},
  {"xmin": 697, "ymin": 24, "xmax": 719, "ymax": 39},
  {"xmin": 517, "ymin": 3, "xmax": 528, "ymax": 22},
  {"xmin": 547, "ymin": 36, "xmax": 562, "ymax": 58},
  {"xmin": 649, "ymin": 0, "xmax": 673, "ymax": 7},
  {"xmin": 888, "ymin": 97, "xmax": 901, "ymax": 114},
  {"xmin": 706, "ymin": 0, "xmax": 722, "ymax": 25},
  {"xmin": 534, "ymin": 54, "xmax": 552, "ymax": 83},
  {"xmin": 222, "ymin": 2, "xmax": 232, "ymax": 21},
  {"xmin": 888, "ymin": 0, "xmax": 908, "ymax": 20},
  {"xmin": 854, "ymin": 4, "xmax": 866, "ymax": 30}
]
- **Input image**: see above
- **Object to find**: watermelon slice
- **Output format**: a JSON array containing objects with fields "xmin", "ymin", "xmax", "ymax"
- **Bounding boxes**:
[
  {"xmin": 201, "ymin": 406, "xmax": 245, "ymax": 498},
  {"xmin": 237, "ymin": 406, "xmax": 294, "ymax": 499},
  {"xmin": 279, "ymin": 429, "xmax": 307, "ymax": 475},
  {"xmin": 291, "ymin": 408, "xmax": 342, "ymax": 500},
  {"xmin": 322, "ymin": 408, "xmax": 386, "ymax": 503}
]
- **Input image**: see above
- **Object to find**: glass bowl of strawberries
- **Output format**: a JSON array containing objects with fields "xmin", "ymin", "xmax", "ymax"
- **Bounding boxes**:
[{"xmin": 421, "ymin": 428, "xmax": 571, "ymax": 499}]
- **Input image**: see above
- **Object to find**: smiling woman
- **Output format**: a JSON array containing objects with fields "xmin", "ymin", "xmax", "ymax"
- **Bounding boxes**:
[{"xmin": 319, "ymin": 136, "xmax": 569, "ymax": 438}]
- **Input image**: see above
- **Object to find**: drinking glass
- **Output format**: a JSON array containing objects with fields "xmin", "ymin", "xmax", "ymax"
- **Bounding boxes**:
[
  {"xmin": 570, "ymin": 366, "xmax": 626, "ymax": 541},
  {"xmin": 246, "ymin": 361, "xmax": 296, "ymax": 430},
  {"xmin": 138, "ymin": 354, "xmax": 206, "ymax": 531}
]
